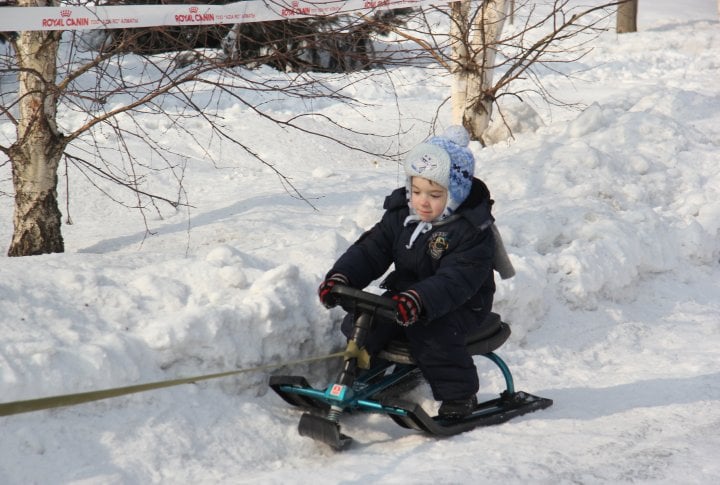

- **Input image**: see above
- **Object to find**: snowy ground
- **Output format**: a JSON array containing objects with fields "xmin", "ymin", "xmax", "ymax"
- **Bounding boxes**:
[{"xmin": 1, "ymin": 1, "xmax": 719, "ymax": 484}]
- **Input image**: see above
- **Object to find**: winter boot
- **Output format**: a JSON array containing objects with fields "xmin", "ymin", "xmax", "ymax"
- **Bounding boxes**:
[{"xmin": 438, "ymin": 395, "xmax": 478, "ymax": 419}]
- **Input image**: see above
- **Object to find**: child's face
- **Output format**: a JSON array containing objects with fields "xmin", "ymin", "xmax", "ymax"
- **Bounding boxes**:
[{"xmin": 410, "ymin": 177, "xmax": 448, "ymax": 222}]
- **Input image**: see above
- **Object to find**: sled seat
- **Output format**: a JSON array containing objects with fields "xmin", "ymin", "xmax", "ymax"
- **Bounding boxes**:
[{"xmin": 378, "ymin": 312, "xmax": 511, "ymax": 365}]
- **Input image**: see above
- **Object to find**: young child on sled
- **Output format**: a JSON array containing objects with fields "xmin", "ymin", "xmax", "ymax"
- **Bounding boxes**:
[{"xmin": 318, "ymin": 125, "xmax": 506, "ymax": 419}]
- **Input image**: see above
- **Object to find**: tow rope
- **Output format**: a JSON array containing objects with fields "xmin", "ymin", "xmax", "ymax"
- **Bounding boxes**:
[{"xmin": 0, "ymin": 350, "xmax": 347, "ymax": 417}]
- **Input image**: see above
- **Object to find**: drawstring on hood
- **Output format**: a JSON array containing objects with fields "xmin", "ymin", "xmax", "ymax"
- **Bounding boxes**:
[{"xmin": 403, "ymin": 215, "xmax": 433, "ymax": 249}]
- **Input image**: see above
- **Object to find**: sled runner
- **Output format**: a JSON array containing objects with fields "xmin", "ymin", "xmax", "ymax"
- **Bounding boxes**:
[{"xmin": 269, "ymin": 286, "xmax": 552, "ymax": 450}]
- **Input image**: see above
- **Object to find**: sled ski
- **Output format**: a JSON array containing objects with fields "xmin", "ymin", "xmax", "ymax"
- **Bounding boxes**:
[
  {"xmin": 269, "ymin": 286, "xmax": 552, "ymax": 450},
  {"xmin": 383, "ymin": 390, "xmax": 553, "ymax": 436}
]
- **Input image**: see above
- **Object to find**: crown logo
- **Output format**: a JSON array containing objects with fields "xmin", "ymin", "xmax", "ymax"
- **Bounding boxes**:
[
  {"xmin": 60, "ymin": 9, "xmax": 71, "ymax": 17},
  {"xmin": 189, "ymin": 6, "xmax": 198, "ymax": 13}
]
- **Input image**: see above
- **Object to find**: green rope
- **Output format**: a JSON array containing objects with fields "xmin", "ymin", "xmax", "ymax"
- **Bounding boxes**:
[{"xmin": 0, "ymin": 350, "xmax": 346, "ymax": 417}]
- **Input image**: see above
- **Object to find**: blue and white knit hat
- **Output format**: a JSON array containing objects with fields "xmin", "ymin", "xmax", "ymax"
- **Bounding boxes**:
[{"xmin": 403, "ymin": 125, "xmax": 475, "ymax": 220}]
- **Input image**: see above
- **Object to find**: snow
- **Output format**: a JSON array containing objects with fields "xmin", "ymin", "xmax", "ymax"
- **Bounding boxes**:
[{"xmin": 1, "ymin": 1, "xmax": 720, "ymax": 483}]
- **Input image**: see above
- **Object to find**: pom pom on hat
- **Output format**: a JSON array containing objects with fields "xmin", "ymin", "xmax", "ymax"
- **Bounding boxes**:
[
  {"xmin": 403, "ymin": 125, "xmax": 475, "ymax": 218},
  {"xmin": 441, "ymin": 125, "xmax": 471, "ymax": 147}
]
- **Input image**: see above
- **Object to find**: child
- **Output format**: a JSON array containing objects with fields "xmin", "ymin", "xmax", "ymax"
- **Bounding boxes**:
[{"xmin": 318, "ymin": 126, "xmax": 497, "ymax": 419}]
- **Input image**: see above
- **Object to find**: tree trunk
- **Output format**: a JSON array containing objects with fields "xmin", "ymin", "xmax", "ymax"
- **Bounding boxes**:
[
  {"xmin": 450, "ymin": 0, "xmax": 509, "ymax": 142},
  {"xmin": 616, "ymin": 0, "xmax": 638, "ymax": 34},
  {"xmin": 7, "ymin": 24, "xmax": 65, "ymax": 256},
  {"xmin": 450, "ymin": 1, "xmax": 471, "ymax": 129}
]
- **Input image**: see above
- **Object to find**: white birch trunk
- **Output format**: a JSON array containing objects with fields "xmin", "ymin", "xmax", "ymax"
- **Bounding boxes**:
[
  {"xmin": 450, "ymin": 0, "xmax": 510, "ymax": 142},
  {"xmin": 8, "ymin": 3, "xmax": 65, "ymax": 256},
  {"xmin": 450, "ymin": 1, "xmax": 472, "ymax": 127}
]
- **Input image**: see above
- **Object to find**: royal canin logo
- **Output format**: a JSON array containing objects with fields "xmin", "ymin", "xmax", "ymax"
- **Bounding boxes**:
[
  {"xmin": 42, "ymin": 8, "xmax": 90, "ymax": 27},
  {"xmin": 174, "ymin": 5, "xmax": 215, "ymax": 22},
  {"xmin": 281, "ymin": 0, "xmax": 310, "ymax": 17}
]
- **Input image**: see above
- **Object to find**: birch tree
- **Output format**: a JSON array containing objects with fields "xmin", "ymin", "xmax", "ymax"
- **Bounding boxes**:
[
  {"xmin": 450, "ymin": 0, "xmax": 510, "ymax": 141},
  {"xmin": 0, "ymin": 3, "xmax": 400, "ymax": 256},
  {"xmin": 421, "ymin": 0, "xmax": 622, "ymax": 142},
  {"xmin": 4, "ymin": 2, "xmax": 64, "ymax": 255}
]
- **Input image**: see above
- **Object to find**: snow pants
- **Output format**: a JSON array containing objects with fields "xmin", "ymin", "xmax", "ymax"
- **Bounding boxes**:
[{"xmin": 341, "ymin": 306, "xmax": 491, "ymax": 401}]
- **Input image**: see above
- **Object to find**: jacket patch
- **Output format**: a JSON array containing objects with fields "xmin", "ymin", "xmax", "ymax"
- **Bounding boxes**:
[{"xmin": 428, "ymin": 232, "xmax": 449, "ymax": 260}]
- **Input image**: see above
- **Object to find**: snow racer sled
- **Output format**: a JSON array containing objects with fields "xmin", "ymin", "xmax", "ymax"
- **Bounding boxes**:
[{"xmin": 269, "ymin": 286, "xmax": 552, "ymax": 450}]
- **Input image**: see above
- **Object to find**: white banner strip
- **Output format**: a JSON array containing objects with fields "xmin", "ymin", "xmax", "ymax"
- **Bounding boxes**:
[{"xmin": 0, "ymin": 1, "xmax": 438, "ymax": 32}]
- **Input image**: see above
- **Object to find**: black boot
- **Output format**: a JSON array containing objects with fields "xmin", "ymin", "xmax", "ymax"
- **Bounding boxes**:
[{"xmin": 438, "ymin": 395, "xmax": 478, "ymax": 419}]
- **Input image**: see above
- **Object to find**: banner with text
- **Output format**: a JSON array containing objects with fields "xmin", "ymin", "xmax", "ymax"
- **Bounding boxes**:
[{"xmin": 0, "ymin": 1, "xmax": 440, "ymax": 32}]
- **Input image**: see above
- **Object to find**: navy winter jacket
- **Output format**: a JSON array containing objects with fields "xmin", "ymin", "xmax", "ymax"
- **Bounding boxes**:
[{"xmin": 330, "ymin": 178, "xmax": 496, "ymax": 325}]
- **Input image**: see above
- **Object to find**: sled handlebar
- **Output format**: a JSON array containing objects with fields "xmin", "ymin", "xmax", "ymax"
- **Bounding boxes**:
[{"xmin": 330, "ymin": 285, "xmax": 398, "ymax": 322}]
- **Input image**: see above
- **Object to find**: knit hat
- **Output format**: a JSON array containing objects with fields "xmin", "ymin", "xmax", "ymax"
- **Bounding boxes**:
[{"xmin": 403, "ymin": 125, "xmax": 475, "ymax": 220}]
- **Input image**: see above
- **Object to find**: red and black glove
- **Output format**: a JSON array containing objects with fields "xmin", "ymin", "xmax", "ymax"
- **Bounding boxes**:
[
  {"xmin": 392, "ymin": 290, "xmax": 422, "ymax": 327},
  {"xmin": 318, "ymin": 273, "xmax": 349, "ymax": 308}
]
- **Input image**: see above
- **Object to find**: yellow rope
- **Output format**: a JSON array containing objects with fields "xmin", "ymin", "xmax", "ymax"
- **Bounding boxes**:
[{"xmin": 0, "ymin": 350, "xmax": 346, "ymax": 417}]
